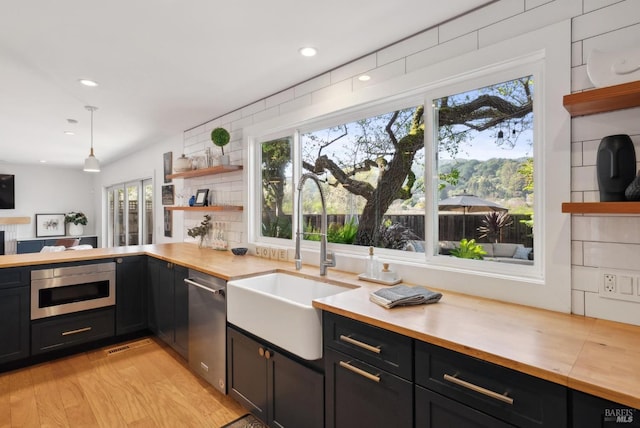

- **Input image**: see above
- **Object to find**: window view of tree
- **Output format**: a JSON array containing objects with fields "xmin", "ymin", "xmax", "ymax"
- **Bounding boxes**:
[
  {"xmin": 300, "ymin": 106, "xmax": 425, "ymax": 250},
  {"xmin": 257, "ymin": 75, "xmax": 535, "ymax": 262},
  {"xmin": 434, "ymin": 76, "xmax": 534, "ymax": 262},
  {"xmin": 261, "ymin": 137, "xmax": 293, "ymax": 239}
]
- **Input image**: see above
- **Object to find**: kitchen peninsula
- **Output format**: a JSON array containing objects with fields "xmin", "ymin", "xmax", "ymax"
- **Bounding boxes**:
[{"xmin": 0, "ymin": 243, "xmax": 638, "ymax": 421}]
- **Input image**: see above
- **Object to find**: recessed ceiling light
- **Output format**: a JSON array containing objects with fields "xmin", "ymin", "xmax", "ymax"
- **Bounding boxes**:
[
  {"xmin": 79, "ymin": 79, "xmax": 99, "ymax": 87},
  {"xmin": 64, "ymin": 131, "xmax": 75, "ymax": 135},
  {"xmin": 358, "ymin": 75, "xmax": 371, "ymax": 82},
  {"xmin": 39, "ymin": 160, "xmax": 47, "ymax": 163},
  {"xmin": 299, "ymin": 47, "xmax": 317, "ymax": 57}
]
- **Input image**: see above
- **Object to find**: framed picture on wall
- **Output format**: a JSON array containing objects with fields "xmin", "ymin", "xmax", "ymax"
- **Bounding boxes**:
[
  {"xmin": 163, "ymin": 151, "xmax": 173, "ymax": 183},
  {"xmin": 164, "ymin": 208, "xmax": 172, "ymax": 237},
  {"xmin": 162, "ymin": 184, "xmax": 174, "ymax": 205},
  {"xmin": 36, "ymin": 213, "xmax": 65, "ymax": 237}
]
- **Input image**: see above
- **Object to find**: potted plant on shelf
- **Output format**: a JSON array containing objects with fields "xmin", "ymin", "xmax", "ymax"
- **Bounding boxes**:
[
  {"xmin": 187, "ymin": 214, "xmax": 212, "ymax": 248},
  {"xmin": 210, "ymin": 127, "xmax": 230, "ymax": 165},
  {"xmin": 65, "ymin": 211, "xmax": 88, "ymax": 236}
]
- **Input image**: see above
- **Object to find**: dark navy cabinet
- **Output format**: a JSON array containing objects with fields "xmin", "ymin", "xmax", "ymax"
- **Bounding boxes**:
[
  {"xmin": 571, "ymin": 390, "xmax": 640, "ymax": 427},
  {"xmin": 115, "ymin": 256, "xmax": 147, "ymax": 335},
  {"xmin": 227, "ymin": 326, "xmax": 324, "ymax": 428},
  {"xmin": 0, "ymin": 267, "xmax": 30, "ymax": 364},
  {"xmin": 415, "ymin": 341, "xmax": 567, "ymax": 428},
  {"xmin": 323, "ymin": 312, "xmax": 413, "ymax": 428},
  {"xmin": 147, "ymin": 257, "xmax": 188, "ymax": 358}
]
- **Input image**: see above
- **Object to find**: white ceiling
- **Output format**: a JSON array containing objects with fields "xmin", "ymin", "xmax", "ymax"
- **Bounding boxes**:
[{"xmin": 0, "ymin": 0, "xmax": 492, "ymax": 169}]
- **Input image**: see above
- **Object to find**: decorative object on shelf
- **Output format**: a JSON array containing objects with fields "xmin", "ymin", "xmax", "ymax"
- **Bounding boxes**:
[
  {"xmin": 83, "ymin": 106, "xmax": 100, "ymax": 172},
  {"xmin": 194, "ymin": 189, "xmax": 209, "ymax": 206},
  {"xmin": 36, "ymin": 213, "xmax": 65, "ymax": 237},
  {"xmin": 587, "ymin": 47, "xmax": 640, "ymax": 88},
  {"xmin": 163, "ymin": 151, "xmax": 172, "ymax": 183},
  {"xmin": 65, "ymin": 211, "xmax": 87, "ymax": 236},
  {"xmin": 231, "ymin": 247, "xmax": 247, "ymax": 256},
  {"xmin": 211, "ymin": 127, "xmax": 231, "ymax": 165},
  {"xmin": 187, "ymin": 214, "xmax": 211, "ymax": 248},
  {"xmin": 624, "ymin": 171, "xmax": 640, "ymax": 201},
  {"xmin": 174, "ymin": 154, "xmax": 191, "ymax": 172},
  {"xmin": 596, "ymin": 134, "xmax": 636, "ymax": 201},
  {"xmin": 188, "ymin": 195, "xmax": 196, "ymax": 206}
]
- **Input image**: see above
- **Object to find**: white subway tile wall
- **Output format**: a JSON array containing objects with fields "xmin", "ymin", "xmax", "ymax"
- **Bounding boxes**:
[
  {"xmin": 569, "ymin": 0, "xmax": 640, "ymax": 325},
  {"xmin": 181, "ymin": 0, "xmax": 640, "ymax": 324}
]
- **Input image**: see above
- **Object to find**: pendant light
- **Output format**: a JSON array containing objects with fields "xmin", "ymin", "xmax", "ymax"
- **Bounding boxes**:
[{"xmin": 83, "ymin": 105, "xmax": 100, "ymax": 172}]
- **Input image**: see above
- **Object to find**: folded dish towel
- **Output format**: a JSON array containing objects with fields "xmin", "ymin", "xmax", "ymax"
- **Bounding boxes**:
[{"xmin": 370, "ymin": 285, "xmax": 442, "ymax": 309}]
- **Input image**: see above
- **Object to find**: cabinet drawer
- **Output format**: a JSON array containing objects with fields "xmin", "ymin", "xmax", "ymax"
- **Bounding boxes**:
[
  {"xmin": 416, "ymin": 341, "xmax": 567, "ymax": 428},
  {"xmin": 0, "ymin": 267, "xmax": 29, "ymax": 289},
  {"xmin": 323, "ymin": 312, "xmax": 412, "ymax": 380},
  {"xmin": 32, "ymin": 308, "xmax": 115, "ymax": 355},
  {"xmin": 325, "ymin": 347, "xmax": 413, "ymax": 428},
  {"xmin": 416, "ymin": 385, "xmax": 516, "ymax": 428}
]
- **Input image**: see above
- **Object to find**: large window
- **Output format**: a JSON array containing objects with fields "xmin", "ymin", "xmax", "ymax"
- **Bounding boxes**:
[
  {"xmin": 432, "ymin": 76, "xmax": 534, "ymax": 265},
  {"xmin": 254, "ymin": 74, "xmax": 539, "ymax": 272}
]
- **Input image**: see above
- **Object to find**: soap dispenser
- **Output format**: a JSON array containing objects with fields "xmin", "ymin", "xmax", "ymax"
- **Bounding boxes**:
[{"xmin": 366, "ymin": 246, "xmax": 379, "ymax": 279}]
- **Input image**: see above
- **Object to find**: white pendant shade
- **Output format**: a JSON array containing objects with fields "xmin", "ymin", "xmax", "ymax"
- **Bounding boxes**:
[
  {"xmin": 83, "ymin": 106, "xmax": 100, "ymax": 172},
  {"xmin": 84, "ymin": 149, "xmax": 100, "ymax": 172}
]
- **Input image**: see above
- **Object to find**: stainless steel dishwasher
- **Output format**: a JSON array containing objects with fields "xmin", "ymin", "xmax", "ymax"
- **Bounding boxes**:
[{"xmin": 185, "ymin": 269, "xmax": 226, "ymax": 394}]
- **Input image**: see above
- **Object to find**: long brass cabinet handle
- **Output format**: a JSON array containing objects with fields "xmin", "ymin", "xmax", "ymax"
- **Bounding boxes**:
[
  {"xmin": 339, "ymin": 361, "xmax": 380, "ymax": 383},
  {"xmin": 443, "ymin": 374, "xmax": 514, "ymax": 405},
  {"xmin": 339, "ymin": 334, "xmax": 381, "ymax": 354},
  {"xmin": 61, "ymin": 327, "xmax": 92, "ymax": 336}
]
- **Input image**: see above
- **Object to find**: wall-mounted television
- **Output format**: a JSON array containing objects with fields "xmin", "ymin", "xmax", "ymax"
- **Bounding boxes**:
[{"xmin": 0, "ymin": 174, "xmax": 15, "ymax": 209}]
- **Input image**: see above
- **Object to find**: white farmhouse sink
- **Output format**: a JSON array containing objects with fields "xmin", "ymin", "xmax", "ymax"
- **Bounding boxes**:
[{"xmin": 227, "ymin": 272, "xmax": 351, "ymax": 360}]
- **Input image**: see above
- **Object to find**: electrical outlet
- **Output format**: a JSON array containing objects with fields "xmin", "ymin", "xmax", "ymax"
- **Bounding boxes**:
[
  {"xmin": 598, "ymin": 269, "xmax": 640, "ymax": 303},
  {"xmin": 603, "ymin": 273, "xmax": 616, "ymax": 294}
]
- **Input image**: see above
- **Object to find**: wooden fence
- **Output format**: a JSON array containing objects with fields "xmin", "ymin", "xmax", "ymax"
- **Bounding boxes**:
[{"xmin": 303, "ymin": 213, "xmax": 533, "ymax": 246}]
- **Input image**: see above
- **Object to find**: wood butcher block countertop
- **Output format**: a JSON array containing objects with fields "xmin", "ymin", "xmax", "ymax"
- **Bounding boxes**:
[{"xmin": 1, "ymin": 242, "xmax": 639, "ymax": 408}]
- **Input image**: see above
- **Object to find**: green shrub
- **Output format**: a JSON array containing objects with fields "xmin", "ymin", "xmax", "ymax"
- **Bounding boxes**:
[{"xmin": 449, "ymin": 238, "xmax": 487, "ymax": 260}]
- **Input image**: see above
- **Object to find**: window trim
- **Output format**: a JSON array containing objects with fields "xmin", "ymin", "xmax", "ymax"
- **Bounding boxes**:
[{"xmin": 244, "ymin": 20, "xmax": 570, "ymax": 312}]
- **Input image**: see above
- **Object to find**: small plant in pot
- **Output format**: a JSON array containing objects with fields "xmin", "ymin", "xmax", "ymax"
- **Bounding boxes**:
[
  {"xmin": 65, "ymin": 212, "xmax": 88, "ymax": 236},
  {"xmin": 187, "ymin": 214, "xmax": 212, "ymax": 248},
  {"xmin": 210, "ymin": 127, "xmax": 230, "ymax": 165}
]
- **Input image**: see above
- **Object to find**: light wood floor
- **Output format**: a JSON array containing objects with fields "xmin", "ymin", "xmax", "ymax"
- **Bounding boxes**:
[{"xmin": 0, "ymin": 337, "xmax": 246, "ymax": 427}]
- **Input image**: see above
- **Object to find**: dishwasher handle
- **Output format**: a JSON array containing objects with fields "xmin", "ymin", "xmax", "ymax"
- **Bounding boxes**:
[{"xmin": 184, "ymin": 278, "xmax": 225, "ymax": 296}]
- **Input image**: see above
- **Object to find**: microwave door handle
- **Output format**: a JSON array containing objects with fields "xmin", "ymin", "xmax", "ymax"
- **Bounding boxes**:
[{"xmin": 184, "ymin": 278, "xmax": 225, "ymax": 296}]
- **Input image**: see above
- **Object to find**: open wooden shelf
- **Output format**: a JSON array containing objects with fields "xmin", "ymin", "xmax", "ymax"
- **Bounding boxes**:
[
  {"xmin": 166, "ymin": 165, "xmax": 243, "ymax": 180},
  {"xmin": 0, "ymin": 217, "xmax": 30, "ymax": 225},
  {"xmin": 561, "ymin": 202, "xmax": 640, "ymax": 214},
  {"xmin": 563, "ymin": 80, "xmax": 640, "ymax": 117},
  {"xmin": 165, "ymin": 205, "xmax": 243, "ymax": 212}
]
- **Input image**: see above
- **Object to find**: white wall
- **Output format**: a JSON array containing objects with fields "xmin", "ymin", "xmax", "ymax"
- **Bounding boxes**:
[{"xmin": 0, "ymin": 163, "xmax": 96, "ymax": 252}]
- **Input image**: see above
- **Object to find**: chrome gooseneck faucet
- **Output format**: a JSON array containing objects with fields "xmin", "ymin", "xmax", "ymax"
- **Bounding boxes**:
[{"xmin": 295, "ymin": 173, "xmax": 336, "ymax": 276}]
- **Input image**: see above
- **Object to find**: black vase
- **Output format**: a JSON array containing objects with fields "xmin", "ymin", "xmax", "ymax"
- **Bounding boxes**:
[{"xmin": 596, "ymin": 134, "xmax": 636, "ymax": 202}]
